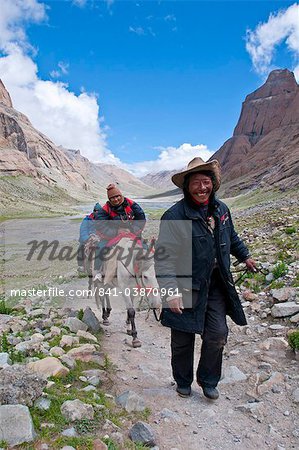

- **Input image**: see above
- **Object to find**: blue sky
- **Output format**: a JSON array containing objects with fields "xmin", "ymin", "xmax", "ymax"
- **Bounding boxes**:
[{"xmin": 0, "ymin": 1, "xmax": 298, "ymax": 175}]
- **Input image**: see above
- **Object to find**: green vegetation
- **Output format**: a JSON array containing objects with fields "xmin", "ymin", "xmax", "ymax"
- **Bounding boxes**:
[
  {"xmin": 77, "ymin": 308, "xmax": 84, "ymax": 321},
  {"xmin": 0, "ymin": 332, "xmax": 25, "ymax": 363},
  {"xmin": 272, "ymin": 261, "xmax": 288, "ymax": 279},
  {"xmin": 285, "ymin": 226, "xmax": 296, "ymax": 234},
  {"xmin": 0, "ymin": 299, "xmax": 13, "ymax": 314},
  {"xmin": 288, "ymin": 330, "xmax": 299, "ymax": 351}
]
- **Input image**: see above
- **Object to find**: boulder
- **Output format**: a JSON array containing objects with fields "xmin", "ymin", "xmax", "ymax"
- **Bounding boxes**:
[
  {"xmin": 271, "ymin": 302, "xmax": 299, "ymax": 318},
  {"xmin": 220, "ymin": 366, "xmax": 247, "ymax": 384},
  {"xmin": 60, "ymin": 335, "xmax": 80, "ymax": 348},
  {"xmin": 82, "ymin": 307, "xmax": 102, "ymax": 333},
  {"xmin": 67, "ymin": 344, "xmax": 104, "ymax": 364},
  {"xmin": 0, "ymin": 352, "xmax": 11, "ymax": 368},
  {"xmin": 0, "ymin": 405, "xmax": 35, "ymax": 446},
  {"xmin": 50, "ymin": 346, "xmax": 65, "ymax": 357},
  {"xmin": 27, "ymin": 356, "xmax": 69, "ymax": 378},
  {"xmin": 93, "ymin": 439, "xmax": 108, "ymax": 450},
  {"xmin": 0, "ymin": 365, "xmax": 47, "ymax": 406},
  {"xmin": 61, "ymin": 399, "xmax": 94, "ymax": 421},
  {"xmin": 129, "ymin": 421, "xmax": 157, "ymax": 447},
  {"xmin": 77, "ymin": 329, "xmax": 98, "ymax": 343},
  {"xmin": 257, "ymin": 372, "xmax": 284, "ymax": 396},
  {"xmin": 116, "ymin": 390, "xmax": 146, "ymax": 412},
  {"xmin": 64, "ymin": 317, "xmax": 88, "ymax": 333},
  {"xmin": 271, "ymin": 287, "xmax": 296, "ymax": 302}
]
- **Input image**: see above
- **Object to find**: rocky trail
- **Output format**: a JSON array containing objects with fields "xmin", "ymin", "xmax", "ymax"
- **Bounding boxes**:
[
  {"xmin": 89, "ymin": 297, "xmax": 299, "ymax": 450},
  {"xmin": 1, "ymin": 198, "xmax": 298, "ymax": 449}
]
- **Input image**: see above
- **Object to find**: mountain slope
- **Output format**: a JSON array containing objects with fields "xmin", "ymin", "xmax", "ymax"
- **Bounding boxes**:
[
  {"xmin": 0, "ymin": 80, "xmax": 154, "ymax": 216},
  {"xmin": 212, "ymin": 69, "xmax": 299, "ymax": 195}
]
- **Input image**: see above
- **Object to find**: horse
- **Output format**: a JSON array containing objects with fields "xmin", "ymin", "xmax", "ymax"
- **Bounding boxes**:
[{"xmin": 85, "ymin": 234, "xmax": 161, "ymax": 348}]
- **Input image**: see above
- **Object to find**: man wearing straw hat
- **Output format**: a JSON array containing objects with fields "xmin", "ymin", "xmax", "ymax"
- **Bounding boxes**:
[{"xmin": 155, "ymin": 157, "xmax": 256, "ymax": 400}]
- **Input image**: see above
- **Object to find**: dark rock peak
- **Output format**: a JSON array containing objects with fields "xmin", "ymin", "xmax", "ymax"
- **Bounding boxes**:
[
  {"xmin": 245, "ymin": 69, "xmax": 298, "ymax": 102},
  {"xmin": 0, "ymin": 79, "xmax": 13, "ymax": 108}
]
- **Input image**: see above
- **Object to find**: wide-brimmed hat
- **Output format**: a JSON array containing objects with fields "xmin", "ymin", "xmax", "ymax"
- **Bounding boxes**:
[{"xmin": 171, "ymin": 157, "xmax": 221, "ymax": 191}]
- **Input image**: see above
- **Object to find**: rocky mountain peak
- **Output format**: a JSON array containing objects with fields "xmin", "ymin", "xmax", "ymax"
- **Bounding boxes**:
[
  {"xmin": 233, "ymin": 69, "xmax": 299, "ymax": 140},
  {"xmin": 0, "ymin": 79, "xmax": 13, "ymax": 108}
]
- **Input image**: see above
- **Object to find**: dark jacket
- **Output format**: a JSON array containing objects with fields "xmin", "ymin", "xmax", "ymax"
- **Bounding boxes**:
[
  {"xmin": 95, "ymin": 198, "xmax": 146, "ymax": 239},
  {"xmin": 154, "ymin": 197, "xmax": 249, "ymax": 334}
]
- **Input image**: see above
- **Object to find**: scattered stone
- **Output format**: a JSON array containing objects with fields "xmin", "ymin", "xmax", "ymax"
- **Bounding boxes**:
[
  {"xmin": 77, "ymin": 329, "xmax": 98, "ymax": 343},
  {"xmin": 0, "ymin": 405, "xmax": 36, "ymax": 446},
  {"xmin": 50, "ymin": 325, "xmax": 61, "ymax": 336},
  {"xmin": 34, "ymin": 397, "xmax": 51, "ymax": 411},
  {"xmin": 27, "ymin": 357, "xmax": 69, "ymax": 378},
  {"xmin": 61, "ymin": 427, "xmax": 78, "ymax": 437},
  {"xmin": 271, "ymin": 287, "xmax": 296, "ymax": 302},
  {"xmin": 220, "ymin": 366, "xmax": 247, "ymax": 384},
  {"xmin": 82, "ymin": 307, "xmax": 102, "ymax": 333},
  {"xmin": 290, "ymin": 312, "xmax": 299, "ymax": 323},
  {"xmin": 257, "ymin": 372, "xmax": 284, "ymax": 396},
  {"xmin": 266, "ymin": 273, "xmax": 274, "ymax": 282},
  {"xmin": 259, "ymin": 337, "xmax": 288, "ymax": 351},
  {"xmin": 64, "ymin": 317, "xmax": 88, "ymax": 333},
  {"xmin": 235, "ymin": 402, "xmax": 262, "ymax": 413},
  {"xmin": 88, "ymin": 375, "xmax": 101, "ymax": 386},
  {"xmin": 81, "ymin": 385, "xmax": 97, "ymax": 392},
  {"xmin": 269, "ymin": 324, "xmax": 286, "ymax": 331},
  {"xmin": 61, "ymin": 447, "xmax": 76, "ymax": 450},
  {"xmin": 67, "ymin": 344, "xmax": 104, "ymax": 364},
  {"xmin": 242, "ymin": 291, "xmax": 259, "ymax": 302},
  {"xmin": 0, "ymin": 352, "xmax": 11, "ymax": 367},
  {"xmin": 61, "ymin": 399, "xmax": 94, "ymax": 421},
  {"xmin": 93, "ymin": 439, "xmax": 108, "ymax": 450},
  {"xmin": 60, "ymin": 335, "xmax": 80, "ymax": 348},
  {"xmin": 0, "ymin": 365, "xmax": 47, "ymax": 406},
  {"xmin": 129, "ymin": 421, "xmax": 156, "ymax": 447},
  {"xmin": 30, "ymin": 333, "xmax": 44, "ymax": 342},
  {"xmin": 15, "ymin": 340, "xmax": 43, "ymax": 355},
  {"xmin": 59, "ymin": 354, "xmax": 76, "ymax": 369},
  {"xmin": 292, "ymin": 388, "xmax": 299, "ymax": 403},
  {"xmin": 160, "ymin": 408, "xmax": 180, "ymax": 421},
  {"xmin": 116, "ymin": 390, "xmax": 146, "ymax": 412},
  {"xmin": 50, "ymin": 346, "xmax": 65, "ymax": 357},
  {"xmin": 271, "ymin": 302, "xmax": 299, "ymax": 318}
]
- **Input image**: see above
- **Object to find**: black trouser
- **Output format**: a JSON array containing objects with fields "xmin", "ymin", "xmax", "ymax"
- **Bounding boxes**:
[{"xmin": 171, "ymin": 269, "xmax": 228, "ymax": 389}]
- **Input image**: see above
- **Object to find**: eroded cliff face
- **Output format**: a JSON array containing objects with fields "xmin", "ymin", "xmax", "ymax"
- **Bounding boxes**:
[
  {"xmin": 0, "ymin": 79, "xmax": 152, "ymax": 208},
  {"xmin": 212, "ymin": 69, "xmax": 299, "ymax": 194}
]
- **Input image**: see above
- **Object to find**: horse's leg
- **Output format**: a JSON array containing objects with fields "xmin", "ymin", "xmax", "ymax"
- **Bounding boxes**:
[
  {"xmin": 127, "ymin": 307, "xmax": 141, "ymax": 348},
  {"xmin": 88, "ymin": 275, "xmax": 93, "ymax": 298},
  {"xmin": 102, "ymin": 293, "xmax": 110, "ymax": 326}
]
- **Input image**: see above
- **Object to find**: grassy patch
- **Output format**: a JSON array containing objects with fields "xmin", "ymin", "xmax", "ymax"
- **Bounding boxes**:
[
  {"xmin": 0, "ymin": 299, "xmax": 13, "ymax": 314},
  {"xmin": 272, "ymin": 261, "xmax": 288, "ymax": 279},
  {"xmin": 288, "ymin": 330, "xmax": 299, "ymax": 351}
]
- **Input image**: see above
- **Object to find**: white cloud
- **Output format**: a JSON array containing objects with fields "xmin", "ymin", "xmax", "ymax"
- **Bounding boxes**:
[
  {"xmin": 129, "ymin": 26, "xmax": 145, "ymax": 36},
  {"xmin": 0, "ymin": 0, "xmax": 117, "ymax": 163},
  {"xmin": 50, "ymin": 61, "xmax": 69, "ymax": 78},
  {"xmin": 125, "ymin": 143, "xmax": 214, "ymax": 177},
  {"xmin": 72, "ymin": 0, "xmax": 88, "ymax": 7},
  {"xmin": 246, "ymin": 3, "xmax": 299, "ymax": 80}
]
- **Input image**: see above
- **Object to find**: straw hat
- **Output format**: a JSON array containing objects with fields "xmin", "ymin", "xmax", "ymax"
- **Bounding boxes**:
[{"xmin": 171, "ymin": 157, "xmax": 221, "ymax": 191}]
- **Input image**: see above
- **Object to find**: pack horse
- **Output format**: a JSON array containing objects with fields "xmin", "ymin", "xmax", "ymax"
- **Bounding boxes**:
[{"xmin": 85, "ymin": 235, "xmax": 161, "ymax": 348}]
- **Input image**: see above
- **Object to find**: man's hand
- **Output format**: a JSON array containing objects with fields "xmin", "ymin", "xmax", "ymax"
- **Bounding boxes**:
[
  {"xmin": 167, "ymin": 296, "xmax": 184, "ymax": 314},
  {"xmin": 245, "ymin": 258, "xmax": 257, "ymax": 273}
]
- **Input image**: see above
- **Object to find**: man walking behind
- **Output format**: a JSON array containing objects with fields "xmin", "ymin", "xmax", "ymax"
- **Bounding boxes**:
[{"xmin": 155, "ymin": 157, "xmax": 256, "ymax": 400}]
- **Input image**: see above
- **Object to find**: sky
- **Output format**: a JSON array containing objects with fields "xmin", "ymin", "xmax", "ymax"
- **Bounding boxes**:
[{"xmin": 0, "ymin": 0, "xmax": 298, "ymax": 176}]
